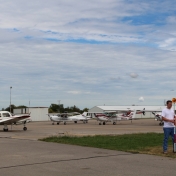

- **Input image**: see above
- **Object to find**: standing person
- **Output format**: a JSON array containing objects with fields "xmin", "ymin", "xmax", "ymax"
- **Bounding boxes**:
[{"xmin": 162, "ymin": 100, "xmax": 175, "ymax": 154}]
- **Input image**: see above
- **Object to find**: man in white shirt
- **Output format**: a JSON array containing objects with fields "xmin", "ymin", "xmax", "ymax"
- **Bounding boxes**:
[{"xmin": 162, "ymin": 100, "xmax": 176, "ymax": 154}]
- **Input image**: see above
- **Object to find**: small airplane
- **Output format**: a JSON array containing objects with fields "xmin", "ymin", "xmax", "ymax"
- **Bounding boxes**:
[
  {"xmin": 151, "ymin": 112, "xmax": 164, "ymax": 126},
  {"xmin": 93, "ymin": 109, "xmax": 144, "ymax": 125},
  {"xmin": 48, "ymin": 112, "xmax": 91, "ymax": 125},
  {"xmin": 0, "ymin": 111, "xmax": 31, "ymax": 131}
]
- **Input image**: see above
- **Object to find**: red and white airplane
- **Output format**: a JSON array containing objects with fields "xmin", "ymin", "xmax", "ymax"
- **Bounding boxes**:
[
  {"xmin": 93, "ymin": 109, "xmax": 142, "ymax": 125},
  {"xmin": 0, "ymin": 111, "xmax": 31, "ymax": 131}
]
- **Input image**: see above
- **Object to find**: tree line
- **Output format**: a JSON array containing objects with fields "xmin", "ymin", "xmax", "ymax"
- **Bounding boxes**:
[
  {"xmin": 1, "ymin": 104, "xmax": 89, "ymax": 114},
  {"xmin": 49, "ymin": 104, "xmax": 89, "ymax": 113}
]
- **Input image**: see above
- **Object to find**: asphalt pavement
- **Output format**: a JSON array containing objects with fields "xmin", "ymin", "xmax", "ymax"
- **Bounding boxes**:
[{"xmin": 0, "ymin": 119, "xmax": 174, "ymax": 176}]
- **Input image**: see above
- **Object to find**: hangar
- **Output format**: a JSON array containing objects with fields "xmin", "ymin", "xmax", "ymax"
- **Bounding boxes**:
[
  {"xmin": 14, "ymin": 107, "xmax": 49, "ymax": 121},
  {"xmin": 88, "ymin": 105, "xmax": 166, "ymax": 118}
]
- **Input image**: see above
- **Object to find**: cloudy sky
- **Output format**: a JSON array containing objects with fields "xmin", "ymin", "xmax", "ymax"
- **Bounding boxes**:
[{"xmin": 0, "ymin": 0, "xmax": 176, "ymax": 109}]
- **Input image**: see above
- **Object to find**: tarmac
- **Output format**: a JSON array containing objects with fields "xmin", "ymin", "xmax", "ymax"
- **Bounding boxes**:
[{"xmin": 0, "ymin": 119, "xmax": 175, "ymax": 176}]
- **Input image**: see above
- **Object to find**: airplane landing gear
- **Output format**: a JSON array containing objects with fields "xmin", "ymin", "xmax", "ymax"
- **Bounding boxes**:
[
  {"xmin": 103, "ymin": 122, "xmax": 106, "ymax": 125},
  {"xmin": 23, "ymin": 127, "xmax": 27, "ymax": 131},
  {"xmin": 74, "ymin": 121, "xmax": 77, "ymax": 124},
  {"xmin": 23, "ymin": 122, "xmax": 27, "ymax": 131},
  {"xmin": 159, "ymin": 122, "xmax": 164, "ymax": 126},
  {"xmin": 57, "ymin": 122, "xmax": 60, "ymax": 125},
  {"xmin": 52, "ymin": 122, "xmax": 54, "ymax": 125},
  {"xmin": 3, "ymin": 125, "xmax": 8, "ymax": 132},
  {"xmin": 99, "ymin": 122, "xmax": 101, "ymax": 125},
  {"xmin": 64, "ymin": 122, "xmax": 66, "ymax": 125},
  {"xmin": 113, "ymin": 122, "xmax": 116, "ymax": 125}
]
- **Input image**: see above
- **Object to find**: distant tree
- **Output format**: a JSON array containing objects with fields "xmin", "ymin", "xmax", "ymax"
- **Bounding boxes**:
[
  {"xmin": 49, "ymin": 104, "xmax": 64, "ymax": 113},
  {"xmin": 48, "ymin": 103, "xmax": 88, "ymax": 114},
  {"xmin": 5, "ymin": 104, "xmax": 16, "ymax": 113},
  {"xmin": 81, "ymin": 108, "xmax": 89, "ymax": 113},
  {"xmin": 16, "ymin": 105, "xmax": 28, "ymax": 109},
  {"xmin": 48, "ymin": 108, "xmax": 54, "ymax": 113}
]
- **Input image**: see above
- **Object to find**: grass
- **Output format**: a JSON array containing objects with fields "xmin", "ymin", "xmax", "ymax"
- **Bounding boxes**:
[{"xmin": 40, "ymin": 133, "xmax": 176, "ymax": 158}]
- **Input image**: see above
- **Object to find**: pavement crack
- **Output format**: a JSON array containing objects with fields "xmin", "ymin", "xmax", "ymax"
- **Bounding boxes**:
[{"xmin": 0, "ymin": 153, "xmax": 132, "ymax": 170}]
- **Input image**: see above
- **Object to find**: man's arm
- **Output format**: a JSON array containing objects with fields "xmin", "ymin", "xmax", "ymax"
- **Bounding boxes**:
[{"xmin": 162, "ymin": 116, "xmax": 175, "ymax": 123}]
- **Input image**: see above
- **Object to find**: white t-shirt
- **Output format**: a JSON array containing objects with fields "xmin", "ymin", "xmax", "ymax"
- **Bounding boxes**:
[{"xmin": 161, "ymin": 107, "xmax": 175, "ymax": 128}]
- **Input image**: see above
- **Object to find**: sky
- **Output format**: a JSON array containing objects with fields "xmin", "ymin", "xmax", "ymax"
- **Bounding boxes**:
[{"xmin": 0, "ymin": 0, "xmax": 176, "ymax": 109}]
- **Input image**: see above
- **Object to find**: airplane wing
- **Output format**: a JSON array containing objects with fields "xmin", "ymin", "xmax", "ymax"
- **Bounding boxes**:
[{"xmin": 0, "ymin": 114, "xmax": 30, "ymax": 125}]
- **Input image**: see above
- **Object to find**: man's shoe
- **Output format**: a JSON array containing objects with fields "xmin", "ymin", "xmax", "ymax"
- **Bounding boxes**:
[{"xmin": 163, "ymin": 151, "xmax": 167, "ymax": 154}]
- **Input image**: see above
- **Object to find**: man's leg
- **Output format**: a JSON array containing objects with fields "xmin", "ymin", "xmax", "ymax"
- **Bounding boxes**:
[
  {"xmin": 163, "ymin": 128, "xmax": 170, "ymax": 152},
  {"xmin": 170, "ymin": 127, "xmax": 174, "ymax": 152}
]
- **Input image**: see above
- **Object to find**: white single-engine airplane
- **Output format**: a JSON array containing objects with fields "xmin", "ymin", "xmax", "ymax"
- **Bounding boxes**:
[
  {"xmin": 0, "ymin": 111, "xmax": 31, "ymax": 131},
  {"xmin": 48, "ymin": 112, "xmax": 91, "ymax": 125},
  {"xmin": 93, "ymin": 109, "xmax": 142, "ymax": 125}
]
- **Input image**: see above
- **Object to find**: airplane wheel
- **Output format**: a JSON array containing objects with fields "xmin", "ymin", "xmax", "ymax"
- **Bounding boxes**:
[
  {"xmin": 159, "ymin": 122, "xmax": 163, "ymax": 126},
  {"xmin": 64, "ymin": 122, "xmax": 66, "ymax": 125},
  {"xmin": 23, "ymin": 127, "xmax": 27, "ymax": 131},
  {"xmin": 74, "ymin": 121, "xmax": 77, "ymax": 124},
  {"xmin": 103, "ymin": 122, "xmax": 106, "ymax": 125},
  {"xmin": 3, "ymin": 128, "xmax": 8, "ymax": 132},
  {"xmin": 57, "ymin": 122, "xmax": 60, "ymax": 125},
  {"xmin": 52, "ymin": 123, "xmax": 54, "ymax": 125},
  {"xmin": 113, "ymin": 122, "xmax": 116, "ymax": 125},
  {"xmin": 99, "ymin": 123, "xmax": 101, "ymax": 125},
  {"xmin": 83, "ymin": 121, "xmax": 86, "ymax": 124}
]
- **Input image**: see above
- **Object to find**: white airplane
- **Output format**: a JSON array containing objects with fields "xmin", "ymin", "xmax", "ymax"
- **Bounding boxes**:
[
  {"xmin": 93, "ymin": 109, "xmax": 142, "ymax": 125},
  {"xmin": 0, "ymin": 111, "xmax": 31, "ymax": 131},
  {"xmin": 48, "ymin": 112, "xmax": 91, "ymax": 125}
]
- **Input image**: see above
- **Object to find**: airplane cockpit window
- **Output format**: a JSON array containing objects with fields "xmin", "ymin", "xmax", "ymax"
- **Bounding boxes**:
[{"xmin": 2, "ymin": 113, "xmax": 10, "ymax": 117}]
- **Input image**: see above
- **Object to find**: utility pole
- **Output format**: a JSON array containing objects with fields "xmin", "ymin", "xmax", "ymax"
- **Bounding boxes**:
[{"xmin": 10, "ymin": 86, "xmax": 12, "ymax": 113}]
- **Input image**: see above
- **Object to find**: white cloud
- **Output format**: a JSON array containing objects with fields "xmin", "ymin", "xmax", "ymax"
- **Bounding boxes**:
[
  {"xmin": 139, "ymin": 97, "xmax": 144, "ymax": 102},
  {"xmin": 66, "ymin": 91, "xmax": 81, "ymax": 95},
  {"xmin": 129, "ymin": 73, "xmax": 138, "ymax": 78},
  {"xmin": 0, "ymin": 0, "xmax": 176, "ymax": 109}
]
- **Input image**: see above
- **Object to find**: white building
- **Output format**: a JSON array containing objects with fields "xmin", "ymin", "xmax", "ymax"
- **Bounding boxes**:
[
  {"xmin": 14, "ymin": 107, "xmax": 49, "ymax": 121},
  {"xmin": 88, "ymin": 105, "xmax": 167, "ymax": 118}
]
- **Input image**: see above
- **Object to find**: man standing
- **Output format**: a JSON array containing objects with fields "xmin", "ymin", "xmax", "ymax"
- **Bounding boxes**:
[{"xmin": 162, "ymin": 100, "xmax": 175, "ymax": 154}]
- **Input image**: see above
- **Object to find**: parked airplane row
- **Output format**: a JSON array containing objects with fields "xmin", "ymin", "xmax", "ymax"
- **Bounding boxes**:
[
  {"xmin": 48, "ymin": 109, "xmax": 163, "ymax": 126},
  {"xmin": 0, "ymin": 108, "xmax": 163, "ymax": 132}
]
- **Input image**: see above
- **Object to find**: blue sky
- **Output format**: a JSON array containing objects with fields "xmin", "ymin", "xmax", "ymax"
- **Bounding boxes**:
[{"xmin": 0, "ymin": 0, "xmax": 176, "ymax": 109}]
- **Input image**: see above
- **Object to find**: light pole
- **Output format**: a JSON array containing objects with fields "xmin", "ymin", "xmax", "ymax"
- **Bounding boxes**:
[{"xmin": 10, "ymin": 86, "xmax": 12, "ymax": 113}]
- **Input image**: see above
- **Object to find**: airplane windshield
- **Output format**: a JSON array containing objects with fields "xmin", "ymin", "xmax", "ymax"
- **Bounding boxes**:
[{"xmin": 2, "ymin": 113, "xmax": 11, "ymax": 117}]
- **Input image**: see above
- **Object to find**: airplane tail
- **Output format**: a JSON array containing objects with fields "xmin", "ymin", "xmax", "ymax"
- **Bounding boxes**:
[
  {"xmin": 82, "ymin": 112, "xmax": 91, "ymax": 120},
  {"xmin": 94, "ymin": 113, "xmax": 98, "ymax": 118},
  {"xmin": 82, "ymin": 112, "xmax": 87, "ymax": 116},
  {"xmin": 47, "ymin": 114, "xmax": 53, "ymax": 121}
]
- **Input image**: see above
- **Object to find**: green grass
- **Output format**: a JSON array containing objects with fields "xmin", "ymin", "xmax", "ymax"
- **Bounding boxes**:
[{"xmin": 40, "ymin": 133, "xmax": 175, "ymax": 157}]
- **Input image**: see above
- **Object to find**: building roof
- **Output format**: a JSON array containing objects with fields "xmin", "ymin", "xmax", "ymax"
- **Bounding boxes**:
[{"xmin": 89, "ymin": 105, "xmax": 165, "ymax": 112}]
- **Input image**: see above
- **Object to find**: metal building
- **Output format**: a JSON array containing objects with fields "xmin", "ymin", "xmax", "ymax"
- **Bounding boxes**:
[
  {"xmin": 88, "ymin": 105, "xmax": 166, "ymax": 118},
  {"xmin": 14, "ymin": 107, "xmax": 49, "ymax": 121}
]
